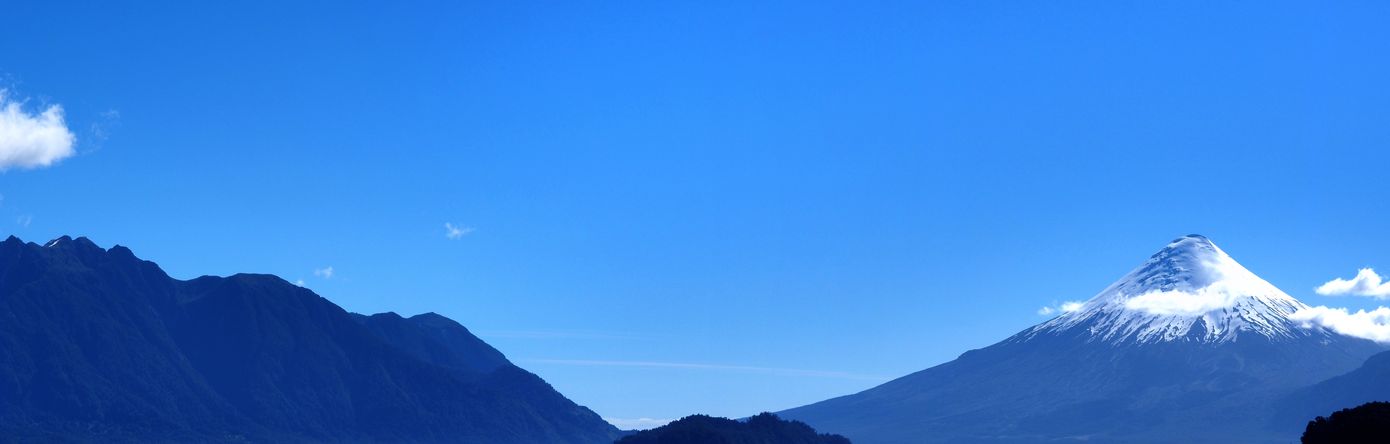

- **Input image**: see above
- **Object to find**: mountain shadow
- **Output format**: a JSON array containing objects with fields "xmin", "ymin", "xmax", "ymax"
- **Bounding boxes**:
[{"xmin": 0, "ymin": 235, "xmax": 620, "ymax": 443}]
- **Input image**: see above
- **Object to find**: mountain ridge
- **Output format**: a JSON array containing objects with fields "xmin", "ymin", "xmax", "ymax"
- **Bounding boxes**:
[{"xmin": 0, "ymin": 235, "xmax": 620, "ymax": 443}]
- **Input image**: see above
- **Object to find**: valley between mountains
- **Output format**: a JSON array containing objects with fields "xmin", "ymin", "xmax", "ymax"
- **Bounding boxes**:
[{"xmin": 2, "ymin": 234, "xmax": 1389, "ymax": 443}]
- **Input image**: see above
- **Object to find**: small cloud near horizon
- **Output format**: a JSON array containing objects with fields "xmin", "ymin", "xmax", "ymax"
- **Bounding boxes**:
[
  {"xmin": 0, "ymin": 90, "xmax": 76, "ymax": 171},
  {"xmin": 444, "ymin": 222, "xmax": 473, "ymax": 240},
  {"xmin": 313, "ymin": 266, "xmax": 334, "ymax": 279},
  {"xmin": 1315, "ymin": 268, "xmax": 1390, "ymax": 298},
  {"xmin": 1291, "ymin": 306, "xmax": 1390, "ymax": 343},
  {"xmin": 1038, "ymin": 301, "xmax": 1084, "ymax": 316}
]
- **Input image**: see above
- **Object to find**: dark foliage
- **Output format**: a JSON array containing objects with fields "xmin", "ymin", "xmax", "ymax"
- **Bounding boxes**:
[
  {"xmin": 1303, "ymin": 402, "xmax": 1390, "ymax": 444},
  {"xmin": 0, "ymin": 236, "xmax": 619, "ymax": 443},
  {"xmin": 616, "ymin": 412, "xmax": 851, "ymax": 444}
]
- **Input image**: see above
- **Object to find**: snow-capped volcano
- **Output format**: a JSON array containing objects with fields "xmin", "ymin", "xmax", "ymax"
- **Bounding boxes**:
[
  {"xmin": 780, "ymin": 234, "xmax": 1385, "ymax": 444},
  {"xmin": 1028, "ymin": 234, "xmax": 1312, "ymax": 343}
]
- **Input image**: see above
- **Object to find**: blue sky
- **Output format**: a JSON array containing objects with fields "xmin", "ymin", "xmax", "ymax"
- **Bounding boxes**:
[{"xmin": 4, "ymin": 0, "xmax": 1390, "ymax": 428}]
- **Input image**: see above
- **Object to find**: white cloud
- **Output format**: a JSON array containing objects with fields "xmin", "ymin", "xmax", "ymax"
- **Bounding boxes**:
[
  {"xmin": 445, "ymin": 222, "xmax": 473, "ymax": 240},
  {"xmin": 1291, "ymin": 305, "xmax": 1390, "ymax": 343},
  {"xmin": 294, "ymin": 279, "xmax": 306, "ymax": 287},
  {"xmin": 0, "ymin": 90, "xmax": 76, "ymax": 171},
  {"xmin": 313, "ymin": 266, "xmax": 334, "ymax": 279},
  {"xmin": 604, "ymin": 417, "xmax": 674, "ymax": 431},
  {"xmin": 1123, "ymin": 286, "xmax": 1244, "ymax": 316},
  {"xmin": 1037, "ymin": 300, "xmax": 1085, "ymax": 316},
  {"xmin": 1316, "ymin": 268, "xmax": 1390, "ymax": 298}
]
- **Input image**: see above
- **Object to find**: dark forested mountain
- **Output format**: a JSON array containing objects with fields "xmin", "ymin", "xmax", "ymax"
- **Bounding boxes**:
[
  {"xmin": 1302, "ymin": 402, "xmax": 1390, "ymax": 444},
  {"xmin": 779, "ymin": 235, "xmax": 1385, "ymax": 444},
  {"xmin": 0, "ymin": 235, "xmax": 620, "ymax": 443},
  {"xmin": 1277, "ymin": 350, "xmax": 1390, "ymax": 430},
  {"xmin": 616, "ymin": 413, "xmax": 850, "ymax": 444}
]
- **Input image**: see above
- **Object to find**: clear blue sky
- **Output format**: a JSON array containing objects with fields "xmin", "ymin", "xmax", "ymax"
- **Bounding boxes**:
[{"xmin": 4, "ymin": 0, "xmax": 1390, "ymax": 428}]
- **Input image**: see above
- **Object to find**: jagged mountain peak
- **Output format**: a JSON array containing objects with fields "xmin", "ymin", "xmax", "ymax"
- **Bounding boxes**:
[
  {"xmin": 0, "ymin": 234, "xmax": 620, "ymax": 443},
  {"xmin": 1027, "ymin": 234, "xmax": 1316, "ymax": 344}
]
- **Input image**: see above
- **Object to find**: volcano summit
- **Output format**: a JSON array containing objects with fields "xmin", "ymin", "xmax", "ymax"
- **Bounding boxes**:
[
  {"xmin": 1027, "ymin": 234, "xmax": 1321, "ymax": 344},
  {"xmin": 780, "ymin": 235, "xmax": 1384, "ymax": 444}
]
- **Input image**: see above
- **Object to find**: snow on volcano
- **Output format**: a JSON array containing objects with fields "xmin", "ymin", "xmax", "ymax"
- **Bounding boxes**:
[{"xmin": 1027, "ymin": 234, "xmax": 1316, "ymax": 344}]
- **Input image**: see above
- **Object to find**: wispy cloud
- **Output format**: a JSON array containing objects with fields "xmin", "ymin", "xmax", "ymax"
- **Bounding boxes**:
[
  {"xmin": 478, "ymin": 330, "xmax": 643, "ymax": 340},
  {"xmin": 294, "ymin": 279, "xmax": 306, "ymax": 287},
  {"xmin": 313, "ymin": 266, "xmax": 334, "ymax": 279},
  {"xmin": 605, "ymin": 417, "xmax": 675, "ymax": 431},
  {"xmin": 1038, "ymin": 300, "xmax": 1084, "ymax": 316},
  {"xmin": 525, "ymin": 359, "xmax": 889, "ymax": 381},
  {"xmin": 444, "ymin": 222, "xmax": 473, "ymax": 240},
  {"xmin": 1291, "ymin": 305, "xmax": 1390, "ymax": 343},
  {"xmin": 0, "ymin": 90, "xmax": 76, "ymax": 171},
  {"xmin": 1316, "ymin": 268, "xmax": 1390, "ymax": 298},
  {"xmin": 15, "ymin": 214, "xmax": 31, "ymax": 227},
  {"xmin": 84, "ymin": 108, "xmax": 120, "ymax": 153}
]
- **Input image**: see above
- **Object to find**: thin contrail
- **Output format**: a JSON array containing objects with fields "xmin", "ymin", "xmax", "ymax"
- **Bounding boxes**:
[{"xmin": 524, "ymin": 358, "xmax": 890, "ymax": 381}]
